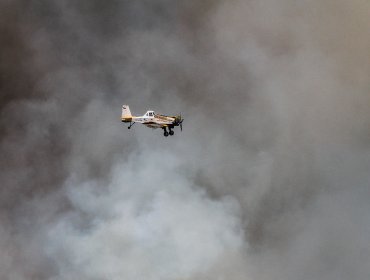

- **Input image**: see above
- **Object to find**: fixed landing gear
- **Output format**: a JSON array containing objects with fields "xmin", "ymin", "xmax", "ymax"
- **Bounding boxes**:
[
  {"xmin": 128, "ymin": 122, "xmax": 135, "ymax": 129},
  {"xmin": 163, "ymin": 127, "xmax": 174, "ymax": 137}
]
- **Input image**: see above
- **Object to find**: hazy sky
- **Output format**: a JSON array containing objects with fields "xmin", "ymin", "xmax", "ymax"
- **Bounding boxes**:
[{"xmin": 1, "ymin": 1, "xmax": 370, "ymax": 279}]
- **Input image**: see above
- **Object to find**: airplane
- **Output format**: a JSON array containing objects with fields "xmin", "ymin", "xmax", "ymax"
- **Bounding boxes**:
[{"xmin": 121, "ymin": 105, "xmax": 184, "ymax": 137}]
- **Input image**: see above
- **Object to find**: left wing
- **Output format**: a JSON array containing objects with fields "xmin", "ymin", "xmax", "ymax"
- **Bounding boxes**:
[{"xmin": 142, "ymin": 114, "xmax": 175, "ymax": 129}]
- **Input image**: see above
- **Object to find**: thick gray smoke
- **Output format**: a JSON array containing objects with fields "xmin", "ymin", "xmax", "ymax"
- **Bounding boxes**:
[{"xmin": 1, "ymin": 0, "xmax": 370, "ymax": 279}]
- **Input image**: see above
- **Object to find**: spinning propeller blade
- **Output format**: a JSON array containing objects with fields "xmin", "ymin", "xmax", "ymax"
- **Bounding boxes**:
[{"xmin": 175, "ymin": 114, "xmax": 184, "ymax": 131}]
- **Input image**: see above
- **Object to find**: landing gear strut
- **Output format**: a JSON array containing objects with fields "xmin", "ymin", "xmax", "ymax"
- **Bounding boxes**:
[
  {"xmin": 128, "ymin": 122, "xmax": 135, "ymax": 129},
  {"xmin": 163, "ymin": 127, "xmax": 169, "ymax": 137}
]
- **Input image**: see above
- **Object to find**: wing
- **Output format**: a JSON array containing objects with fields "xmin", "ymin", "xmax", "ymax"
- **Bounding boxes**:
[
  {"xmin": 143, "ymin": 120, "xmax": 171, "ymax": 129},
  {"xmin": 143, "ymin": 123, "xmax": 161, "ymax": 129}
]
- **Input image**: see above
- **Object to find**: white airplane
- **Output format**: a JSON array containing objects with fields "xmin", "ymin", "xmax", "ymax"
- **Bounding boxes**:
[{"xmin": 121, "ymin": 105, "xmax": 184, "ymax": 137}]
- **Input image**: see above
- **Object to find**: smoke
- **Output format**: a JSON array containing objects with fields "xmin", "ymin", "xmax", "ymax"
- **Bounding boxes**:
[
  {"xmin": 1, "ymin": 0, "xmax": 370, "ymax": 279},
  {"xmin": 44, "ymin": 152, "xmax": 247, "ymax": 280}
]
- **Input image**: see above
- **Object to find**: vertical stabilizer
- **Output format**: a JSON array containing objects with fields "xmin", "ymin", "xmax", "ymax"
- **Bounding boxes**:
[{"xmin": 121, "ymin": 105, "xmax": 132, "ymax": 122}]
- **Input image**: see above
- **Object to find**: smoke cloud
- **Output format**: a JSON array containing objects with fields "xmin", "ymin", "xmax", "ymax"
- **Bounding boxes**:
[{"xmin": 1, "ymin": 0, "xmax": 370, "ymax": 279}]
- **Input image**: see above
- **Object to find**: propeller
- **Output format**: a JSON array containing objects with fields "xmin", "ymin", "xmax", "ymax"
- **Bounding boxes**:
[{"xmin": 175, "ymin": 114, "xmax": 184, "ymax": 131}]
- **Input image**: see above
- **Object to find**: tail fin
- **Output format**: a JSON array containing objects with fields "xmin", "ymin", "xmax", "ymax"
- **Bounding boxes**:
[{"xmin": 121, "ymin": 105, "xmax": 132, "ymax": 122}]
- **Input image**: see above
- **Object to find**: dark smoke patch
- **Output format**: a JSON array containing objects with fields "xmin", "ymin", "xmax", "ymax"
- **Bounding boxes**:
[{"xmin": 0, "ymin": 1, "xmax": 69, "ymax": 209}]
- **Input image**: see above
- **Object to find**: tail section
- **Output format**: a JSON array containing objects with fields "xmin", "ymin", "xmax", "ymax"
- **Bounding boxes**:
[{"xmin": 121, "ymin": 105, "xmax": 132, "ymax": 122}]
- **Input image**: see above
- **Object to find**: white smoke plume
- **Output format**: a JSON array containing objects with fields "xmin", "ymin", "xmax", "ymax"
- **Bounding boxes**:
[{"xmin": 44, "ymin": 152, "xmax": 247, "ymax": 280}]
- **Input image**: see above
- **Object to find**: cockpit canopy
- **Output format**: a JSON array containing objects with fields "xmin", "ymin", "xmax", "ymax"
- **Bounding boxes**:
[{"xmin": 145, "ymin": 111, "xmax": 155, "ymax": 117}]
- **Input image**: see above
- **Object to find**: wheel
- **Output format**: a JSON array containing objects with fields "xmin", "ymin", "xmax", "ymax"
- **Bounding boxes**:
[
  {"xmin": 128, "ymin": 127, "xmax": 130, "ymax": 129},
  {"xmin": 164, "ymin": 131, "xmax": 169, "ymax": 137},
  {"xmin": 169, "ymin": 130, "xmax": 174, "ymax": 136}
]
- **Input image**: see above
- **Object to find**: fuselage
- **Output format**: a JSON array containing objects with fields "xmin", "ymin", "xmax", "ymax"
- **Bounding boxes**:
[{"xmin": 131, "ymin": 111, "xmax": 176, "ymax": 128}]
